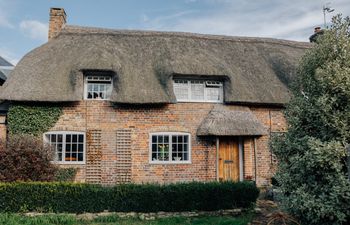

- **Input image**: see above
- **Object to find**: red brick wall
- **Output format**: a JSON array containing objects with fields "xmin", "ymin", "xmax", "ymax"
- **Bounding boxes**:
[
  {"xmin": 0, "ymin": 115, "xmax": 6, "ymax": 148},
  {"xmin": 49, "ymin": 101, "xmax": 286, "ymax": 186}
]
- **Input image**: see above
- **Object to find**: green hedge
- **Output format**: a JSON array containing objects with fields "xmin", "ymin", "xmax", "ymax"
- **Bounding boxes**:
[{"xmin": 0, "ymin": 181, "xmax": 259, "ymax": 213}]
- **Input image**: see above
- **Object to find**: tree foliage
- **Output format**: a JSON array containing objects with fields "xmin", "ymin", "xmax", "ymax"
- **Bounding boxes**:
[
  {"xmin": 271, "ymin": 15, "xmax": 350, "ymax": 225},
  {"xmin": 0, "ymin": 135, "xmax": 57, "ymax": 182}
]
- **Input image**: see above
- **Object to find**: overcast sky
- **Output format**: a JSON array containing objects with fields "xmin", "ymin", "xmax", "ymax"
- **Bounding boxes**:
[{"xmin": 0, "ymin": 0, "xmax": 349, "ymax": 65}]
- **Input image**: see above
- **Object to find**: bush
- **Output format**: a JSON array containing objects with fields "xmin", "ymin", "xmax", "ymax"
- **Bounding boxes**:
[
  {"xmin": 271, "ymin": 15, "xmax": 350, "ymax": 225},
  {"xmin": 0, "ymin": 135, "xmax": 57, "ymax": 182},
  {"xmin": 0, "ymin": 181, "xmax": 259, "ymax": 213},
  {"xmin": 54, "ymin": 168, "xmax": 78, "ymax": 182}
]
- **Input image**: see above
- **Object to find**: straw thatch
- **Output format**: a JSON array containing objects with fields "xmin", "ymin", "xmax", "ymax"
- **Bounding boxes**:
[
  {"xmin": 0, "ymin": 25, "xmax": 311, "ymax": 104},
  {"xmin": 197, "ymin": 105, "xmax": 267, "ymax": 136}
]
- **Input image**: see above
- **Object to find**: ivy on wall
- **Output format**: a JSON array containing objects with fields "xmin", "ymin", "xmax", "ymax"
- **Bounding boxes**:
[{"xmin": 7, "ymin": 104, "xmax": 62, "ymax": 136}]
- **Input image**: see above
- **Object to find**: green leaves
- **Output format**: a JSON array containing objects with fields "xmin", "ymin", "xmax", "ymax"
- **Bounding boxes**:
[
  {"xmin": 271, "ymin": 15, "xmax": 350, "ymax": 225},
  {"xmin": 7, "ymin": 104, "xmax": 62, "ymax": 136},
  {"xmin": 0, "ymin": 181, "xmax": 259, "ymax": 213}
]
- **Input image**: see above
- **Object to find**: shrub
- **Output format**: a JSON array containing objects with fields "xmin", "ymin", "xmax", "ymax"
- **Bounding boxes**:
[
  {"xmin": 0, "ymin": 181, "xmax": 259, "ymax": 213},
  {"xmin": 0, "ymin": 135, "xmax": 57, "ymax": 182},
  {"xmin": 54, "ymin": 168, "xmax": 78, "ymax": 182},
  {"xmin": 271, "ymin": 15, "xmax": 350, "ymax": 225}
]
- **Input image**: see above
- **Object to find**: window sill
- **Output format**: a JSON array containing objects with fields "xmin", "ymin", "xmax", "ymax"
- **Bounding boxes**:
[
  {"xmin": 149, "ymin": 161, "xmax": 192, "ymax": 165},
  {"xmin": 176, "ymin": 100, "xmax": 223, "ymax": 103},
  {"xmin": 83, "ymin": 99, "xmax": 110, "ymax": 101},
  {"xmin": 51, "ymin": 161, "xmax": 86, "ymax": 165}
]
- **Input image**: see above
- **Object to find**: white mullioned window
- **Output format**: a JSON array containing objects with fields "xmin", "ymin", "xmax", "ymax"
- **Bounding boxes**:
[
  {"xmin": 173, "ymin": 79, "xmax": 223, "ymax": 102},
  {"xmin": 149, "ymin": 132, "xmax": 191, "ymax": 164},
  {"xmin": 44, "ymin": 131, "xmax": 85, "ymax": 164},
  {"xmin": 84, "ymin": 75, "xmax": 112, "ymax": 100}
]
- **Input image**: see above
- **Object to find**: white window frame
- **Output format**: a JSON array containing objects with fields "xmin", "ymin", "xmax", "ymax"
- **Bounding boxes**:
[
  {"xmin": 84, "ymin": 75, "xmax": 112, "ymax": 100},
  {"xmin": 173, "ymin": 79, "xmax": 223, "ymax": 103},
  {"xmin": 149, "ymin": 132, "xmax": 191, "ymax": 164},
  {"xmin": 44, "ymin": 131, "xmax": 86, "ymax": 165}
]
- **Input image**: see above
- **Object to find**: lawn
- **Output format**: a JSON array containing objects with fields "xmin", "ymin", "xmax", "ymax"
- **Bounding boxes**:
[{"xmin": 0, "ymin": 213, "xmax": 253, "ymax": 225}]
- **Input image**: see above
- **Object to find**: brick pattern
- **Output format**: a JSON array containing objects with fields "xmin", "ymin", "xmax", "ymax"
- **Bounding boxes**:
[
  {"xmin": 86, "ymin": 129, "xmax": 102, "ymax": 184},
  {"xmin": 116, "ymin": 129, "xmax": 132, "ymax": 183},
  {"xmin": 45, "ymin": 101, "xmax": 286, "ymax": 186},
  {"xmin": 0, "ymin": 115, "xmax": 6, "ymax": 148},
  {"xmin": 48, "ymin": 8, "xmax": 66, "ymax": 40}
]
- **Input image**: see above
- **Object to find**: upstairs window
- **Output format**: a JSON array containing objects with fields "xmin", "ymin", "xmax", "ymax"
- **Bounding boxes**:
[
  {"xmin": 173, "ymin": 79, "xmax": 223, "ymax": 102},
  {"xmin": 84, "ymin": 75, "xmax": 112, "ymax": 100}
]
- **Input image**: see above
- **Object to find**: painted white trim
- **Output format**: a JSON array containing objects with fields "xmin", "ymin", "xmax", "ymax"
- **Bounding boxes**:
[
  {"xmin": 83, "ymin": 75, "xmax": 112, "ymax": 100},
  {"xmin": 149, "ymin": 132, "xmax": 192, "ymax": 164},
  {"xmin": 173, "ymin": 79, "xmax": 223, "ymax": 103},
  {"xmin": 44, "ymin": 131, "xmax": 86, "ymax": 165}
]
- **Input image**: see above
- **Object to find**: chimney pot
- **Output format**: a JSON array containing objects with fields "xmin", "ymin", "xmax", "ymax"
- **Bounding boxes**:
[{"xmin": 48, "ymin": 8, "xmax": 66, "ymax": 40}]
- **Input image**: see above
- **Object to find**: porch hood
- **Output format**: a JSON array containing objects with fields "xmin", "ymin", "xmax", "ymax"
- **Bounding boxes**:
[{"xmin": 197, "ymin": 105, "xmax": 268, "ymax": 136}]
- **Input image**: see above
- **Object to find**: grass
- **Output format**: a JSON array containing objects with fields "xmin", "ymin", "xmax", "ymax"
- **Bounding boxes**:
[{"xmin": 0, "ymin": 213, "xmax": 254, "ymax": 225}]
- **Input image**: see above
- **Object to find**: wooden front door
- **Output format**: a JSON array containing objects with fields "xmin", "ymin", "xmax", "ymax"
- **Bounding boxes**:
[{"xmin": 219, "ymin": 138, "xmax": 240, "ymax": 181}]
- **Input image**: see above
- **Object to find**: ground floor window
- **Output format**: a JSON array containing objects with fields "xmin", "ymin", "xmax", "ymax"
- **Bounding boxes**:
[
  {"xmin": 44, "ymin": 131, "xmax": 85, "ymax": 164},
  {"xmin": 150, "ymin": 132, "xmax": 191, "ymax": 163}
]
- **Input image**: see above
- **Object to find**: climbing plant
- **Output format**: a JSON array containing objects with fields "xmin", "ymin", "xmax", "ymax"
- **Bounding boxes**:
[{"xmin": 7, "ymin": 103, "xmax": 62, "ymax": 136}]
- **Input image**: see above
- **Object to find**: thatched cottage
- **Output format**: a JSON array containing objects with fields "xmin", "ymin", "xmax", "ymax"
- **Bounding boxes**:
[{"xmin": 0, "ymin": 8, "xmax": 310, "ymax": 186}]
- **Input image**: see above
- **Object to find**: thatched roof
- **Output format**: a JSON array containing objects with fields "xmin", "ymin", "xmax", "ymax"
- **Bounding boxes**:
[
  {"xmin": 0, "ymin": 25, "xmax": 311, "ymax": 104},
  {"xmin": 197, "ymin": 105, "xmax": 267, "ymax": 136}
]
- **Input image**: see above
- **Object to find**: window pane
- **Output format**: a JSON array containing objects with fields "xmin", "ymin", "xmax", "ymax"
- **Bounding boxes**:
[
  {"xmin": 172, "ymin": 135, "xmax": 177, "ymax": 143},
  {"xmin": 184, "ymin": 135, "xmax": 188, "ymax": 143},
  {"xmin": 50, "ymin": 134, "xmax": 56, "ymax": 142},
  {"xmin": 58, "ymin": 153, "xmax": 62, "ymax": 161},
  {"xmin": 158, "ymin": 135, "xmax": 163, "ymax": 143},
  {"xmin": 164, "ymin": 135, "xmax": 169, "ymax": 143},
  {"xmin": 78, "ymin": 135, "xmax": 84, "ymax": 142},
  {"xmin": 58, "ymin": 134, "xmax": 63, "ymax": 142},
  {"xmin": 78, "ymin": 144, "xmax": 84, "ymax": 152},
  {"xmin": 191, "ymin": 81, "xmax": 204, "ymax": 100},
  {"xmin": 57, "ymin": 144, "xmax": 63, "ymax": 152},
  {"xmin": 72, "ymin": 144, "xmax": 77, "ymax": 152},
  {"xmin": 152, "ymin": 153, "xmax": 157, "ymax": 161},
  {"xmin": 178, "ymin": 136, "xmax": 183, "ymax": 143},
  {"xmin": 72, "ymin": 153, "xmax": 77, "ymax": 161},
  {"xmin": 78, "ymin": 153, "xmax": 83, "ymax": 161},
  {"xmin": 152, "ymin": 144, "xmax": 157, "ymax": 152},
  {"xmin": 173, "ymin": 81, "xmax": 189, "ymax": 100},
  {"xmin": 206, "ymin": 87, "xmax": 220, "ymax": 101},
  {"xmin": 65, "ymin": 152, "xmax": 71, "ymax": 161},
  {"xmin": 152, "ymin": 136, "xmax": 157, "ymax": 143},
  {"xmin": 66, "ymin": 134, "xmax": 71, "ymax": 142},
  {"xmin": 72, "ymin": 135, "xmax": 77, "ymax": 142}
]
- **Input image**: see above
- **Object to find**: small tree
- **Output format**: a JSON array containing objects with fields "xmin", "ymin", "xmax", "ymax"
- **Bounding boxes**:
[
  {"xmin": 0, "ymin": 135, "xmax": 57, "ymax": 182},
  {"xmin": 271, "ymin": 15, "xmax": 350, "ymax": 225}
]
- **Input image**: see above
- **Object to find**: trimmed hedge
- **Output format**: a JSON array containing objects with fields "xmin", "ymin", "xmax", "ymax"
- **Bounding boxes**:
[{"xmin": 0, "ymin": 181, "xmax": 259, "ymax": 213}]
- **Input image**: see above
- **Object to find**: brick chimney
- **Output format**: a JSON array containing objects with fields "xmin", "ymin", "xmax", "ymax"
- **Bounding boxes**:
[{"xmin": 48, "ymin": 8, "xmax": 66, "ymax": 40}]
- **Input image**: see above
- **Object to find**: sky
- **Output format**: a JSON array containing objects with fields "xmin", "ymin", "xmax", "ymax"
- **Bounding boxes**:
[{"xmin": 0, "ymin": 0, "xmax": 349, "ymax": 65}]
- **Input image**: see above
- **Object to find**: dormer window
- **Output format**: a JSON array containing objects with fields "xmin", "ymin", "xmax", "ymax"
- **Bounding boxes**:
[
  {"xmin": 84, "ymin": 75, "xmax": 112, "ymax": 100},
  {"xmin": 173, "ymin": 79, "xmax": 223, "ymax": 103}
]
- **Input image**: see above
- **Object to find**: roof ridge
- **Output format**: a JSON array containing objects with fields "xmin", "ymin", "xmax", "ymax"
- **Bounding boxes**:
[{"xmin": 59, "ymin": 25, "xmax": 311, "ymax": 49}]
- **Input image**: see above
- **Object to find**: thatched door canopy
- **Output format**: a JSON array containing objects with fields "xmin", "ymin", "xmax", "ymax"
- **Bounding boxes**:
[{"xmin": 197, "ymin": 105, "xmax": 267, "ymax": 136}]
